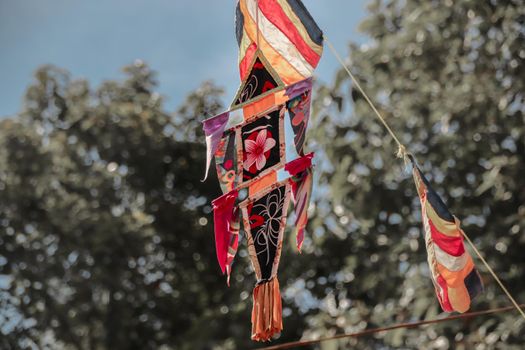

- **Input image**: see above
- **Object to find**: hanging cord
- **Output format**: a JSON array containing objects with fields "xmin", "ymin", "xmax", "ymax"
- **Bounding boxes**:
[
  {"xmin": 462, "ymin": 232, "xmax": 525, "ymax": 320},
  {"xmin": 324, "ymin": 36, "xmax": 408, "ymax": 163},
  {"xmin": 259, "ymin": 304, "xmax": 524, "ymax": 350},
  {"xmin": 324, "ymin": 35, "xmax": 525, "ymax": 321}
]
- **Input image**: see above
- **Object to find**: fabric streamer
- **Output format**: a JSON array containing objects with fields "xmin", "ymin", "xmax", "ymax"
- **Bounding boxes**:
[
  {"xmin": 410, "ymin": 156, "xmax": 483, "ymax": 312},
  {"xmin": 202, "ymin": 112, "xmax": 230, "ymax": 181},
  {"xmin": 202, "ymin": 0, "xmax": 323, "ymax": 341},
  {"xmin": 212, "ymin": 190, "xmax": 239, "ymax": 279},
  {"xmin": 203, "ymin": 0, "xmax": 499, "ymax": 343}
]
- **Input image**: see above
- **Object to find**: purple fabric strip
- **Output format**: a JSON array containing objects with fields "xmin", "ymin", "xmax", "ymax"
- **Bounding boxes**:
[
  {"xmin": 201, "ymin": 111, "xmax": 230, "ymax": 181},
  {"xmin": 284, "ymin": 77, "xmax": 313, "ymax": 99}
]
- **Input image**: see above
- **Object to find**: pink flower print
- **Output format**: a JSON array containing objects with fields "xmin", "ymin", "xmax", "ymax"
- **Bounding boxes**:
[
  {"xmin": 291, "ymin": 110, "xmax": 305, "ymax": 127},
  {"xmin": 244, "ymin": 129, "xmax": 276, "ymax": 171}
]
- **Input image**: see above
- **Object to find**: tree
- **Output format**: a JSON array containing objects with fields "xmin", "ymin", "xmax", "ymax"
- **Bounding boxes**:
[
  {"xmin": 299, "ymin": 0, "xmax": 524, "ymax": 348},
  {"xmin": 1, "ymin": 0, "xmax": 524, "ymax": 348},
  {"xmin": 0, "ymin": 62, "xmax": 264, "ymax": 349}
]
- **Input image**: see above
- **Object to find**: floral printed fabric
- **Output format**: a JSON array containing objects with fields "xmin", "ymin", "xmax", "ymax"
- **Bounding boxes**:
[
  {"xmin": 243, "ymin": 129, "xmax": 276, "ymax": 172},
  {"xmin": 234, "ymin": 57, "xmax": 280, "ymax": 107},
  {"xmin": 215, "ymin": 131, "xmax": 238, "ymax": 193},
  {"xmin": 206, "ymin": 94, "xmax": 315, "ymax": 284},
  {"xmin": 241, "ymin": 109, "xmax": 282, "ymax": 181},
  {"xmin": 204, "ymin": 0, "xmax": 323, "ymax": 339},
  {"xmin": 242, "ymin": 183, "xmax": 290, "ymax": 281},
  {"xmin": 203, "ymin": 54, "xmax": 317, "ymax": 344},
  {"xmin": 286, "ymin": 90, "xmax": 311, "ymax": 156}
]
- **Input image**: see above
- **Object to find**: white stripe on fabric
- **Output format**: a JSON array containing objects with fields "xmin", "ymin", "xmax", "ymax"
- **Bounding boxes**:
[
  {"xmin": 284, "ymin": 108, "xmax": 300, "ymax": 163},
  {"xmin": 238, "ymin": 28, "xmax": 252, "ymax": 63},
  {"xmin": 434, "ymin": 244, "xmax": 468, "ymax": 271},
  {"xmin": 244, "ymin": 0, "xmax": 313, "ymax": 78}
]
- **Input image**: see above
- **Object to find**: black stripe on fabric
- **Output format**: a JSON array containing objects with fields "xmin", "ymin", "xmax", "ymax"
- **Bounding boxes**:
[
  {"xmin": 235, "ymin": 1, "xmax": 244, "ymax": 47},
  {"xmin": 465, "ymin": 268, "xmax": 484, "ymax": 300},
  {"xmin": 286, "ymin": 0, "xmax": 323, "ymax": 46},
  {"xmin": 416, "ymin": 167, "xmax": 455, "ymax": 223},
  {"xmin": 250, "ymin": 185, "xmax": 287, "ymax": 281}
]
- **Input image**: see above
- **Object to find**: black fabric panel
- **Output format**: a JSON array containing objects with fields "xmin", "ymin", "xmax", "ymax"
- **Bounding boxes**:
[
  {"xmin": 286, "ymin": 91, "xmax": 310, "ymax": 155},
  {"xmin": 248, "ymin": 185, "xmax": 286, "ymax": 281},
  {"xmin": 219, "ymin": 130, "xmax": 236, "ymax": 173},
  {"xmin": 224, "ymin": 130, "xmax": 236, "ymax": 165},
  {"xmin": 286, "ymin": 0, "xmax": 323, "ymax": 46},
  {"xmin": 416, "ymin": 167, "xmax": 455, "ymax": 223},
  {"xmin": 235, "ymin": 57, "xmax": 278, "ymax": 105},
  {"xmin": 241, "ymin": 109, "xmax": 281, "ymax": 181},
  {"xmin": 465, "ymin": 268, "xmax": 483, "ymax": 300},
  {"xmin": 235, "ymin": 2, "xmax": 244, "ymax": 47}
]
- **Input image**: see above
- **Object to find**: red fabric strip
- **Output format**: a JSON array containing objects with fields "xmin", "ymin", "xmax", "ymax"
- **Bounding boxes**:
[
  {"xmin": 257, "ymin": 0, "xmax": 320, "ymax": 68},
  {"xmin": 212, "ymin": 189, "xmax": 239, "ymax": 273},
  {"xmin": 240, "ymin": 42, "xmax": 258, "ymax": 80},
  {"xmin": 285, "ymin": 152, "xmax": 314, "ymax": 176},
  {"xmin": 428, "ymin": 219, "xmax": 465, "ymax": 257},
  {"xmin": 436, "ymin": 275, "xmax": 454, "ymax": 312}
]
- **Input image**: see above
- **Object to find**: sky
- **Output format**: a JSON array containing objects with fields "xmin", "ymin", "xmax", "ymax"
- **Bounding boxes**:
[{"xmin": 0, "ymin": 0, "xmax": 369, "ymax": 117}]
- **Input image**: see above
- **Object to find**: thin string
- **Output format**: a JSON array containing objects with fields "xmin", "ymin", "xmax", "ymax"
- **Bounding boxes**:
[
  {"xmin": 462, "ymin": 231, "xmax": 525, "ymax": 320},
  {"xmin": 324, "ymin": 35, "xmax": 408, "ymax": 162},
  {"xmin": 324, "ymin": 34, "xmax": 525, "ymax": 321},
  {"xmin": 259, "ymin": 304, "xmax": 523, "ymax": 350}
]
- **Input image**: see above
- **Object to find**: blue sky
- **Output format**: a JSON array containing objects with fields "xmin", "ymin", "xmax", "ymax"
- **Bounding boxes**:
[{"xmin": 0, "ymin": 0, "xmax": 368, "ymax": 117}]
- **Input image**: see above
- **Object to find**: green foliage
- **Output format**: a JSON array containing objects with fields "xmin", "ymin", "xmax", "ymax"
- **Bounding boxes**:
[
  {"xmin": 0, "ymin": 0, "xmax": 524, "ymax": 349},
  {"xmin": 0, "ymin": 62, "xmax": 262, "ymax": 349},
  {"xmin": 303, "ymin": 0, "xmax": 525, "ymax": 348}
]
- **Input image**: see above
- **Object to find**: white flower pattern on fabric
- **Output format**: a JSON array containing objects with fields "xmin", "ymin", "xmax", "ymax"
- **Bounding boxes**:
[
  {"xmin": 253, "ymin": 188, "xmax": 285, "ymax": 265},
  {"xmin": 243, "ymin": 129, "xmax": 276, "ymax": 171}
]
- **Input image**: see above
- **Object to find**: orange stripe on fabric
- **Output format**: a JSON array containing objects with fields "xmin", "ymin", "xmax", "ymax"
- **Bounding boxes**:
[
  {"xmin": 436, "ymin": 255, "xmax": 474, "ymax": 288},
  {"xmin": 274, "ymin": 90, "xmax": 289, "ymax": 106},
  {"xmin": 244, "ymin": 0, "xmax": 313, "ymax": 77},
  {"xmin": 249, "ymin": 171, "xmax": 277, "ymax": 197},
  {"xmin": 258, "ymin": 0, "xmax": 320, "ymax": 68},
  {"xmin": 239, "ymin": 0, "xmax": 304, "ymax": 85},
  {"xmin": 242, "ymin": 93, "xmax": 279, "ymax": 119},
  {"xmin": 447, "ymin": 283, "xmax": 471, "ymax": 313}
]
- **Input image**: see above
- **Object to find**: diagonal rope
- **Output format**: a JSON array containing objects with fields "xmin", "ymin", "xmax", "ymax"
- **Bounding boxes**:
[
  {"xmin": 324, "ymin": 36, "xmax": 408, "ymax": 162},
  {"xmin": 323, "ymin": 35, "xmax": 525, "ymax": 321},
  {"xmin": 259, "ymin": 304, "xmax": 524, "ymax": 350},
  {"xmin": 462, "ymin": 231, "xmax": 525, "ymax": 320}
]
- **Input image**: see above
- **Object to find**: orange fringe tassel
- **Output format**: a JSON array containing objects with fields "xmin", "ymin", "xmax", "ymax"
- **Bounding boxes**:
[{"xmin": 251, "ymin": 277, "xmax": 283, "ymax": 341}]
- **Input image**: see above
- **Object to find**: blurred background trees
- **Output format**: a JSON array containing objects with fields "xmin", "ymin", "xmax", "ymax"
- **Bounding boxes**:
[
  {"xmin": 0, "ymin": 0, "xmax": 523, "ymax": 349},
  {"xmin": 304, "ymin": 0, "xmax": 524, "ymax": 348}
]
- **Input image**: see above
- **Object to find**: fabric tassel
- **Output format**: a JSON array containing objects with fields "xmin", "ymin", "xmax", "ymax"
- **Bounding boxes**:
[{"xmin": 251, "ymin": 277, "xmax": 283, "ymax": 342}]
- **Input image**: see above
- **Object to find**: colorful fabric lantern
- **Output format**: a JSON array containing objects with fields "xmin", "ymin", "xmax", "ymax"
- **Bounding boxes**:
[
  {"xmin": 411, "ymin": 157, "xmax": 483, "ymax": 313},
  {"xmin": 202, "ymin": 0, "xmax": 323, "ymax": 341}
]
